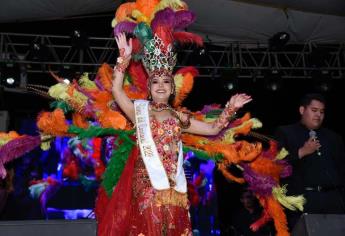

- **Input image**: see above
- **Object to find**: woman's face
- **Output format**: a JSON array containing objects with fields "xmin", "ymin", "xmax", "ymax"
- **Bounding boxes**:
[{"xmin": 149, "ymin": 75, "xmax": 174, "ymax": 103}]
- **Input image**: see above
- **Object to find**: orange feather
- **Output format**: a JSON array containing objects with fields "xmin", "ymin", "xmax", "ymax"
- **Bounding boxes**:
[
  {"xmin": 97, "ymin": 64, "xmax": 113, "ymax": 92},
  {"xmin": 37, "ymin": 109, "xmax": 69, "ymax": 136},
  {"xmin": 115, "ymin": 3, "xmax": 136, "ymax": 22},
  {"xmin": 72, "ymin": 113, "xmax": 89, "ymax": 129}
]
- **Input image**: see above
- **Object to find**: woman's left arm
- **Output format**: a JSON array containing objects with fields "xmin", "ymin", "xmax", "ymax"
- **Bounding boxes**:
[{"xmin": 182, "ymin": 93, "xmax": 252, "ymax": 136}]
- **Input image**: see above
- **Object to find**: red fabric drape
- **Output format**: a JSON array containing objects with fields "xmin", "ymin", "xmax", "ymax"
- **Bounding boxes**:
[{"xmin": 96, "ymin": 147, "xmax": 139, "ymax": 236}]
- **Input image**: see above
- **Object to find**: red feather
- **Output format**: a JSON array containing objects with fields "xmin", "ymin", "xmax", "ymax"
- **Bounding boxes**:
[
  {"xmin": 175, "ymin": 66, "xmax": 199, "ymax": 77},
  {"xmin": 154, "ymin": 26, "xmax": 174, "ymax": 51},
  {"xmin": 128, "ymin": 61, "xmax": 148, "ymax": 92},
  {"xmin": 173, "ymin": 32, "xmax": 203, "ymax": 47},
  {"xmin": 131, "ymin": 38, "xmax": 142, "ymax": 54}
]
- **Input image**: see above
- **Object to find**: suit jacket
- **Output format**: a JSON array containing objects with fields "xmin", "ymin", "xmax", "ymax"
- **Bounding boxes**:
[{"xmin": 275, "ymin": 122, "xmax": 345, "ymax": 195}]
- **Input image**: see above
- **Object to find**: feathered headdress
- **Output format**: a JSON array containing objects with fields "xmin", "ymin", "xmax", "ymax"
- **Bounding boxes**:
[{"xmin": 112, "ymin": 0, "xmax": 203, "ymax": 107}]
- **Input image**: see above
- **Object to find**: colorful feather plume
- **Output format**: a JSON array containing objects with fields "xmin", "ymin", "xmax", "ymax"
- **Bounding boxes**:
[
  {"xmin": 0, "ymin": 135, "xmax": 41, "ymax": 178},
  {"xmin": 1, "ymin": 2, "xmax": 305, "ymax": 236},
  {"xmin": 114, "ymin": 21, "xmax": 137, "ymax": 36}
]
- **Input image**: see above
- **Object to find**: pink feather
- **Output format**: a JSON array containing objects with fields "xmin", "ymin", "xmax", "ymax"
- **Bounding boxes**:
[
  {"xmin": 151, "ymin": 8, "xmax": 175, "ymax": 33},
  {"xmin": 174, "ymin": 10, "xmax": 196, "ymax": 29},
  {"xmin": 0, "ymin": 135, "xmax": 41, "ymax": 178}
]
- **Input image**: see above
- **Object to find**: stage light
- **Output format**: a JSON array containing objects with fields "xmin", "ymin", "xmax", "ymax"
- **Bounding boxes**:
[
  {"xmin": 265, "ymin": 69, "xmax": 283, "ymax": 91},
  {"xmin": 312, "ymin": 70, "xmax": 333, "ymax": 92},
  {"xmin": 0, "ymin": 63, "xmax": 21, "ymax": 88},
  {"xmin": 226, "ymin": 82, "xmax": 235, "ymax": 90},
  {"xmin": 28, "ymin": 42, "xmax": 50, "ymax": 61},
  {"xmin": 6, "ymin": 77, "xmax": 15, "ymax": 85},
  {"xmin": 269, "ymin": 32, "xmax": 290, "ymax": 51},
  {"xmin": 71, "ymin": 30, "xmax": 89, "ymax": 49},
  {"xmin": 58, "ymin": 65, "xmax": 75, "ymax": 84},
  {"xmin": 63, "ymin": 79, "xmax": 71, "ymax": 85},
  {"xmin": 222, "ymin": 69, "xmax": 239, "ymax": 91}
]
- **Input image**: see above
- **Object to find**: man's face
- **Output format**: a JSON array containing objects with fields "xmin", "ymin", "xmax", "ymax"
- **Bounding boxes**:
[{"xmin": 299, "ymin": 99, "xmax": 325, "ymax": 130}]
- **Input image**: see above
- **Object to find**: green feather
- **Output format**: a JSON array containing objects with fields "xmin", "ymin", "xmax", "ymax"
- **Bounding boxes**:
[
  {"xmin": 134, "ymin": 22, "xmax": 153, "ymax": 49},
  {"xmin": 102, "ymin": 137, "xmax": 135, "ymax": 196},
  {"xmin": 205, "ymin": 109, "xmax": 222, "ymax": 118},
  {"xmin": 68, "ymin": 125, "xmax": 135, "ymax": 143},
  {"xmin": 50, "ymin": 101, "xmax": 73, "ymax": 114},
  {"xmin": 66, "ymin": 125, "xmax": 136, "ymax": 196}
]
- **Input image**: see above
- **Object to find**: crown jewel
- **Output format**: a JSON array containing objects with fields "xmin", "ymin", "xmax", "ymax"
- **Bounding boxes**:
[{"xmin": 142, "ymin": 35, "xmax": 177, "ymax": 77}]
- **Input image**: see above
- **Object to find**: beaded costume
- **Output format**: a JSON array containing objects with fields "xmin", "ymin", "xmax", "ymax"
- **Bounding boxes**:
[{"xmin": 0, "ymin": 1, "xmax": 306, "ymax": 236}]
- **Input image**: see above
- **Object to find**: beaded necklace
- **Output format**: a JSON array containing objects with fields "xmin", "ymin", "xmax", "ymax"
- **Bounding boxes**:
[
  {"xmin": 149, "ymin": 101, "xmax": 191, "ymax": 129},
  {"xmin": 149, "ymin": 101, "xmax": 172, "ymax": 112}
]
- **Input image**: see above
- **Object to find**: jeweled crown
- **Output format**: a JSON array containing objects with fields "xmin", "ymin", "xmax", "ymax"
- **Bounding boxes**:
[{"xmin": 142, "ymin": 35, "xmax": 177, "ymax": 77}]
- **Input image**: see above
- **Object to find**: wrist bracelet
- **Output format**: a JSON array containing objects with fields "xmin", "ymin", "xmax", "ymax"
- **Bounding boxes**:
[{"xmin": 114, "ymin": 55, "xmax": 131, "ymax": 74}]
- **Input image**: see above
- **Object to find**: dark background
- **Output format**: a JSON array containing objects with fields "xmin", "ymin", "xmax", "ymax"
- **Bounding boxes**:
[
  {"xmin": 1, "ymin": 15, "xmax": 345, "ymax": 236},
  {"xmin": 1, "ymin": 15, "xmax": 344, "ymax": 138}
]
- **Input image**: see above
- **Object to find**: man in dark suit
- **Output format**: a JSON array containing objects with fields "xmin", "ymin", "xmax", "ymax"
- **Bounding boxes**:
[{"xmin": 275, "ymin": 93, "xmax": 345, "ymax": 229}]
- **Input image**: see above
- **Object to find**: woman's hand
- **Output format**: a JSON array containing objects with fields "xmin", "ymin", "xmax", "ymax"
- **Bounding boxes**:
[
  {"xmin": 228, "ymin": 93, "xmax": 252, "ymax": 110},
  {"xmin": 115, "ymin": 32, "xmax": 132, "ymax": 58}
]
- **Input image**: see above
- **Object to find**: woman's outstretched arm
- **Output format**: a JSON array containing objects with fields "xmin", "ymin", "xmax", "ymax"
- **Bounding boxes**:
[
  {"xmin": 182, "ymin": 93, "xmax": 252, "ymax": 136},
  {"xmin": 112, "ymin": 33, "xmax": 135, "ymax": 122}
]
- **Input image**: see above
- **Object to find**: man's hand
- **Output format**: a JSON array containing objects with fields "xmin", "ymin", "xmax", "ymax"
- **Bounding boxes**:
[{"xmin": 298, "ymin": 137, "xmax": 321, "ymax": 158}]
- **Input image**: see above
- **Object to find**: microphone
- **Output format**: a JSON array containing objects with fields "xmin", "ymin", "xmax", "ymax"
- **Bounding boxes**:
[{"xmin": 309, "ymin": 130, "xmax": 321, "ymax": 156}]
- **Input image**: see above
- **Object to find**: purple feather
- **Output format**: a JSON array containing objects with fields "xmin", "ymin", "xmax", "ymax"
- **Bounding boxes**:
[
  {"xmin": 0, "ymin": 135, "xmax": 41, "ymax": 178},
  {"xmin": 262, "ymin": 149, "xmax": 275, "ymax": 159},
  {"xmin": 40, "ymin": 182, "xmax": 61, "ymax": 214},
  {"xmin": 94, "ymin": 75, "xmax": 105, "ymax": 91},
  {"xmin": 83, "ymin": 103, "xmax": 96, "ymax": 118},
  {"xmin": 114, "ymin": 21, "xmax": 137, "ymax": 36},
  {"xmin": 151, "ymin": 8, "xmax": 175, "ymax": 32},
  {"xmin": 174, "ymin": 10, "xmax": 195, "ymax": 30},
  {"xmin": 200, "ymin": 104, "xmax": 222, "ymax": 114},
  {"xmin": 242, "ymin": 164, "xmax": 277, "ymax": 196},
  {"xmin": 277, "ymin": 160, "xmax": 292, "ymax": 178}
]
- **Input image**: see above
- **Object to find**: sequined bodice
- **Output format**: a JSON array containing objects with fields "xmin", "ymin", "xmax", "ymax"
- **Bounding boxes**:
[
  {"xmin": 130, "ymin": 108, "xmax": 191, "ymax": 236},
  {"xmin": 150, "ymin": 115, "xmax": 181, "ymax": 184}
]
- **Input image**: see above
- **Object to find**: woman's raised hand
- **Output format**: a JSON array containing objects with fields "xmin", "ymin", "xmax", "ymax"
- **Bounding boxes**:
[
  {"xmin": 228, "ymin": 93, "xmax": 252, "ymax": 110},
  {"xmin": 115, "ymin": 32, "xmax": 132, "ymax": 58}
]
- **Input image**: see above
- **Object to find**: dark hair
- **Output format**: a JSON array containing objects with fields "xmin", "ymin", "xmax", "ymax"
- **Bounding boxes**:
[
  {"xmin": 299, "ymin": 93, "xmax": 326, "ymax": 107},
  {"xmin": 168, "ymin": 89, "xmax": 176, "ymax": 106}
]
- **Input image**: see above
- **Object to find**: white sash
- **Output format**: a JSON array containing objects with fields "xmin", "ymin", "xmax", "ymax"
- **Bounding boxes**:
[{"xmin": 134, "ymin": 100, "xmax": 187, "ymax": 193}]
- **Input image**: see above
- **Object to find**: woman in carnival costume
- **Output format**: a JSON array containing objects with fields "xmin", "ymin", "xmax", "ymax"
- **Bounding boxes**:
[
  {"xmin": 99, "ymin": 28, "xmax": 250, "ymax": 235},
  {"xmin": 0, "ymin": 1, "xmax": 305, "ymax": 235}
]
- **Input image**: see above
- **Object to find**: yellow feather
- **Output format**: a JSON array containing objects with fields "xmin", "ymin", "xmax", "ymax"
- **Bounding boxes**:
[
  {"xmin": 276, "ymin": 148, "xmax": 289, "ymax": 160},
  {"xmin": 154, "ymin": 0, "xmax": 186, "ymax": 13},
  {"xmin": 272, "ymin": 185, "xmax": 306, "ymax": 211},
  {"xmin": 48, "ymin": 83, "xmax": 70, "ymax": 100},
  {"xmin": 173, "ymin": 74, "xmax": 184, "ymax": 91},
  {"xmin": 70, "ymin": 89, "xmax": 88, "ymax": 107},
  {"xmin": 132, "ymin": 10, "xmax": 149, "ymax": 23},
  {"xmin": 40, "ymin": 140, "xmax": 51, "ymax": 151},
  {"xmin": 79, "ymin": 73, "xmax": 96, "ymax": 89},
  {"xmin": 251, "ymin": 118, "xmax": 263, "ymax": 129}
]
